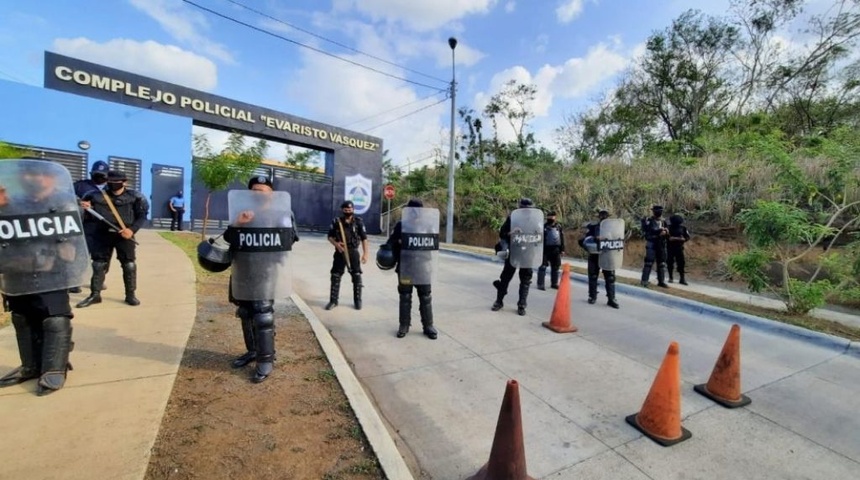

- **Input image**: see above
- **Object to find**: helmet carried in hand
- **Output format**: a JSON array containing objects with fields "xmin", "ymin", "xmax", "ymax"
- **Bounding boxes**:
[{"xmin": 376, "ymin": 244, "xmax": 396, "ymax": 270}]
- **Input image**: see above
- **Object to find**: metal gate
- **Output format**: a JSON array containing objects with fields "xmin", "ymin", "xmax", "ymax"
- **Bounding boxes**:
[
  {"xmin": 108, "ymin": 156, "xmax": 142, "ymax": 191},
  {"xmin": 150, "ymin": 164, "xmax": 184, "ymax": 229},
  {"xmin": 10, "ymin": 142, "xmax": 88, "ymax": 180}
]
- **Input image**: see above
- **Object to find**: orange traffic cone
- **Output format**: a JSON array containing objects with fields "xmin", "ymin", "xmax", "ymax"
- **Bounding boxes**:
[
  {"xmin": 542, "ymin": 263, "xmax": 578, "ymax": 333},
  {"xmin": 467, "ymin": 380, "xmax": 536, "ymax": 480},
  {"xmin": 625, "ymin": 341, "xmax": 692, "ymax": 446},
  {"xmin": 694, "ymin": 324, "xmax": 751, "ymax": 408}
]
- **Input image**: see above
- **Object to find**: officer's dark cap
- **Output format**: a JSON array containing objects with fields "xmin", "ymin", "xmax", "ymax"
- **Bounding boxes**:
[
  {"xmin": 341, "ymin": 200, "xmax": 354, "ymax": 209},
  {"xmin": 518, "ymin": 197, "xmax": 533, "ymax": 208},
  {"xmin": 598, "ymin": 209, "xmax": 609, "ymax": 216},
  {"xmin": 406, "ymin": 198, "xmax": 423, "ymax": 208},
  {"xmin": 248, "ymin": 175, "xmax": 273, "ymax": 189},
  {"xmin": 652, "ymin": 205, "xmax": 664, "ymax": 212},
  {"xmin": 91, "ymin": 161, "xmax": 109, "ymax": 175},
  {"xmin": 107, "ymin": 170, "xmax": 127, "ymax": 182},
  {"xmin": 547, "ymin": 211, "xmax": 557, "ymax": 216}
]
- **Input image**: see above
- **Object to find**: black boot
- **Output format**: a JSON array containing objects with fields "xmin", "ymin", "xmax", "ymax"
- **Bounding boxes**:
[
  {"xmin": 605, "ymin": 272, "xmax": 619, "ymax": 309},
  {"xmin": 491, "ymin": 280, "xmax": 505, "ymax": 311},
  {"xmin": 353, "ymin": 275, "xmax": 363, "ymax": 310},
  {"xmin": 536, "ymin": 266, "xmax": 546, "ymax": 290},
  {"xmin": 668, "ymin": 270, "xmax": 674, "ymax": 283},
  {"xmin": 516, "ymin": 282, "xmax": 530, "ymax": 316},
  {"xmin": 640, "ymin": 264, "xmax": 652, "ymax": 288},
  {"xmin": 397, "ymin": 292, "xmax": 411, "ymax": 338},
  {"xmin": 251, "ymin": 308, "xmax": 275, "ymax": 384},
  {"xmin": 76, "ymin": 261, "xmax": 107, "ymax": 308},
  {"xmin": 679, "ymin": 272, "xmax": 688, "ymax": 285},
  {"xmin": 325, "ymin": 274, "xmax": 341, "ymax": 310},
  {"xmin": 550, "ymin": 269, "xmax": 560, "ymax": 289},
  {"xmin": 418, "ymin": 292, "xmax": 437, "ymax": 340},
  {"xmin": 0, "ymin": 313, "xmax": 41, "ymax": 387},
  {"xmin": 657, "ymin": 264, "xmax": 669, "ymax": 288},
  {"xmin": 231, "ymin": 311, "xmax": 256, "ymax": 368},
  {"xmin": 37, "ymin": 316, "xmax": 73, "ymax": 396},
  {"xmin": 122, "ymin": 262, "xmax": 140, "ymax": 305}
]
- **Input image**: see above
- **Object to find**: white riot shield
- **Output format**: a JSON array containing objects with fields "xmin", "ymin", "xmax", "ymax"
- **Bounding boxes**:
[
  {"xmin": 399, "ymin": 207, "xmax": 439, "ymax": 285},
  {"xmin": 0, "ymin": 159, "xmax": 90, "ymax": 295},
  {"xmin": 509, "ymin": 208, "xmax": 544, "ymax": 269},
  {"xmin": 598, "ymin": 218, "xmax": 625, "ymax": 271},
  {"xmin": 226, "ymin": 190, "xmax": 293, "ymax": 301}
]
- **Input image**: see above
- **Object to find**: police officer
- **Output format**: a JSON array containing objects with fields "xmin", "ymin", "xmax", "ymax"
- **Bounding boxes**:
[
  {"xmin": 76, "ymin": 170, "xmax": 150, "ymax": 307},
  {"xmin": 492, "ymin": 198, "xmax": 540, "ymax": 316},
  {"xmin": 226, "ymin": 175, "xmax": 294, "ymax": 383},
  {"xmin": 72, "ymin": 160, "xmax": 110, "ymax": 293},
  {"xmin": 640, "ymin": 205, "xmax": 669, "ymax": 288},
  {"xmin": 168, "ymin": 190, "xmax": 185, "ymax": 231},
  {"xmin": 0, "ymin": 160, "xmax": 87, "ymax": 395},
  {"xmin": 325, "ymin": 200, "xmax": 369, "ymax": 310},
  {"xmin": 580, "ymin": 210, "xmax": 620, "ymax": 308},
  {"xmin": 667, "ymin": 214, "xmax": 691, "ymax": 285},
  {"xmin": 537, "ymin": 211, "xmax": 565, "ymax": 290},
  {"xmin": 385, "ymin": 199, "xmax": 438, "ymax": 339}
]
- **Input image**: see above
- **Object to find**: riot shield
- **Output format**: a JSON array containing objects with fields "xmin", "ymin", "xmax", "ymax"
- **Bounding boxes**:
[
  {"xmin": 226, "ymin": 190, "xmax": 293, "ymax": 301},
  {"xmin": 598, "ymin": 218, "xmax": 625, "ymax": 271},
  {"xmin": 509, "ymin": 208, "xmax": 544, "ymax": 269},
  {"xmin": 0, "ymin": 159, "xmax": 89, "ymax": 296},
  {"xmin": 399, "ymin": 207, "xmax": 439, "ymax": 285}
]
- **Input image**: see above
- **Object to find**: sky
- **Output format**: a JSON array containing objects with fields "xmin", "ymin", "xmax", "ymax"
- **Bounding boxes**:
[{"xmin": 0, "ymin": 0, "xmax": 740, "ymax": 170}]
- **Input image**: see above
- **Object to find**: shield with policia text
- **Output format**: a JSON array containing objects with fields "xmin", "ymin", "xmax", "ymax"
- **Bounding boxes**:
[
  {"xmin": 509, "ymin": 208, "xmax": 544, "ymax": 269},
  {"xmin": 399, "ymin": 207, "xmax": 439, "ymax": 285},
  {"xmin": 225, "ymin": 189, "xmax": 293, "ymax": 301},
  {"xmin": 598, "ymin": 218, "xmax": 625, "ymax": 271},
  {"xmin": 0, "ymin": 159, "xmax": 89, "ymax": 296}
]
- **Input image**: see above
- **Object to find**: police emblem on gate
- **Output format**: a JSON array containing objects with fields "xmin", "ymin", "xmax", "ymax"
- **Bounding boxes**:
[{"xmin": 344, "ymin": 174, "xmax": 372, "ymax": 215}]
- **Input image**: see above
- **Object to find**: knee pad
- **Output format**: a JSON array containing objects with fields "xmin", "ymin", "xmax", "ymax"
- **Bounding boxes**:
[
  {"xmin": 121, "ymin": 261, "xmax": 136, "ymax": 271},
  {"xmin": 397, "ymin": 283, "xmax": 413, "ymax": 295},
  {"xmin": 250, "ymin": 300, "xmax": 275, "ymax": 314},
  {"xmin": 253, "ymin": 311, "xmax": 274, "ymax": 330}
]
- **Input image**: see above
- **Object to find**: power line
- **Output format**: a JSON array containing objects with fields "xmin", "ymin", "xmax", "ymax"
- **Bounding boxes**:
[
  {"xmin": 181, "ymin": 0, "xmax": 447, "ymax": 92},
  {"xmin": 222, "ymin": 0, "xmax": 449, "ymax": 85},
  {"xmin": 363, "ymin": 97, "xmax": 448, "ymax": 133},
  {"xmin": 343, "ymin": 91, "xmax": 448, "ymax": 128}
]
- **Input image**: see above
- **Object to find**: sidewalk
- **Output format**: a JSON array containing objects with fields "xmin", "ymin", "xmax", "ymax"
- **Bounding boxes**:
[
  {"xmin": 0, "ymin": 230, "xmax": 197, "ymax": 480},
  {"xmin": 441, "ymin": 243, "xmax": 860, "ymax": 330}
]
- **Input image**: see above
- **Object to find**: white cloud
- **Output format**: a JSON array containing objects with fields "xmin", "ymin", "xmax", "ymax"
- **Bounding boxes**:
[
  {"xmin": 52, "ymin": 37, "xmax": 218, "ymax": 91},
  {"xmin": 472, "ymin": 39, "xmax": 631, "ymax": 143},
  {"xmin": 128, "ymin": 0, "xmax": 235, "ymax": 64},
  {"xmin": 556, "ymin": 0, "xmax": 585, "ymax": 23},
  {"xmin": 505, "ymin": 1, "xmax": 516, "ymax": 13},
  {"xmin": 286, "ymin": 50, "xmax": 449, "ymax": 166},
  {"xmin": 332, "ymin": 0, "xmax": 498, "ymax": 31}
]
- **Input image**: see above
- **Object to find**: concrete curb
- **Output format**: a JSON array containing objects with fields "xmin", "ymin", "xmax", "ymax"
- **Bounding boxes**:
[
  {"xmin": 291, "ymin": 294, "xmax": 415, "ymax": 480},
  {"xmin": 440, "ymin": 248, "xmax": 858, "ymax": 356}
]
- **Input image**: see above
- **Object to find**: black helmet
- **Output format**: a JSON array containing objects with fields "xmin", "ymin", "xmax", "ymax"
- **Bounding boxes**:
[
  {"xmin": 376, "ymin": 244, "xmax": 396, "ymax": 270},
  {"xmin": 669, "ymin": 214, "xmax": 684, "ymax": 225},
  {"xmin": 518, "ymin": 197, "xmax": 534, "ymax": 208},
  {"xmin": 197, "ymin": 237, "xmax": 233, "ymax": 273}
]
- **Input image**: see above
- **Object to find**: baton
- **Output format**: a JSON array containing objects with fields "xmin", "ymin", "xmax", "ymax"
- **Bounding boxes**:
[{"xmin": 84, "ymin": 207, "xmax": 139, "ymax": 245}]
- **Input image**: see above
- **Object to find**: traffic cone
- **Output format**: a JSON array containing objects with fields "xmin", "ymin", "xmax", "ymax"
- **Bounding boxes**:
[
  {"xmin": 467, "ymin": 380, "xmax": 536, "ymax": 480},
  {"xmin": 542, "ymin": 263, "xmax": 578, "ymax": 333},
  {"xmin": 694, "ymin": 324, "xmax": 751, "ymax": 408},
  {"xmin": 625, "ymin": 341, "xmax": 692, "ymax": 446}
]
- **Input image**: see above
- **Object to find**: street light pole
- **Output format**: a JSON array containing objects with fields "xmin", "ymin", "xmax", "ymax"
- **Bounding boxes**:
[{"xmin": 446, "ymin": 37, "xmax": 458, "ymax": 245}]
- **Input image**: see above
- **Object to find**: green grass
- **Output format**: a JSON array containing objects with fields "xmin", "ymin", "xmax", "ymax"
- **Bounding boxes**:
[{"xmin": 159, "ymin": 231, "xmax": 230, "ymax": 282}]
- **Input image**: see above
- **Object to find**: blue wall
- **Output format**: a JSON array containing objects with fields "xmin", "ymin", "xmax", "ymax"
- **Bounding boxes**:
[{"xmin": 0, "ymin": 79, "xmax": 192, "ymax": 209}]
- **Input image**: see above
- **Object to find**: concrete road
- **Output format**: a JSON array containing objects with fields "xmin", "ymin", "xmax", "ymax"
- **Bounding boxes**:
[{"xmin": 293, "ymin": 234, "xmax": 860, "ymax": 480}]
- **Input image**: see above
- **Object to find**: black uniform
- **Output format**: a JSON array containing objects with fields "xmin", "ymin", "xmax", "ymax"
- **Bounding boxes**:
[
  {"xmin": 0, "ymin": 177, "xmax": 80, "ymax": 395},
  {"xmin": 492, "ymin": 200, "xmax": 537, "ymax": 316},
  {"xmin": 667, "ymin": 215, "xmax": 691, "ymax": 284},
  {"xmin": 580, "ymin": 219, "xmax": 618, "ymax": 307},
  {"xmin": 386, "ymin": 215, "xmax": 437, "ymax": 339},
  {"xmin": 77, "ymin": 176, "xmax": 149, "ymax": 307},
  {"xmin": 640, "ymin": 206, "xmax": 669, "ymax": 287},
  {"xmin": 537, "ymin": 216, "xmax": 565, "ymax": 290},
  {"xmin": 325, "ymin": 208, "xmax": 368, "ymax": 310}
]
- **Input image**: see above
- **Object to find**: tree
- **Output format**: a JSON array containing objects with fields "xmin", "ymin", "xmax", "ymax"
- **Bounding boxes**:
[
  {"xmin": 193, "ymin": 132, "xmax": 267, "ymax": 238},
  {"xmin": 482, "ymin": 79, "xmax": 538, "ymax": 152},
  {"xmin": 283, "ymin": 146, "xmax": 320, "ymax": 172},
  {"xmin": 0, "ymin": 141, "xmax": 31, "ymax": 159}
]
